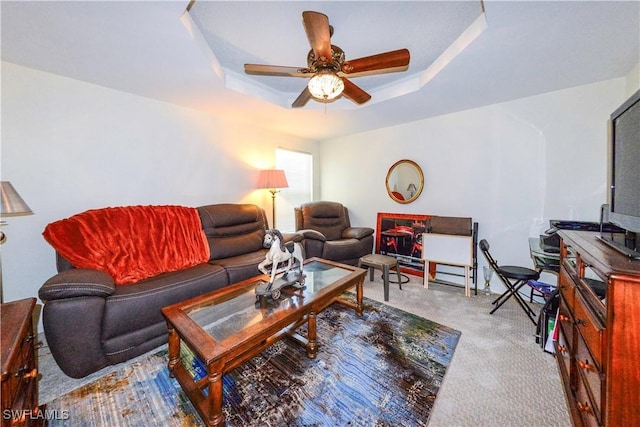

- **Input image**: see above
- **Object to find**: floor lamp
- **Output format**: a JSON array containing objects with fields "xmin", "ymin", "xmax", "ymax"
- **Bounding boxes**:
[
  {"xmin": 257, "ymin": 169, "xmax": 288, "ymax": 229},
  {"xmin": 1, "ymin": 181, "xmax": 34, "ymax": 303}
]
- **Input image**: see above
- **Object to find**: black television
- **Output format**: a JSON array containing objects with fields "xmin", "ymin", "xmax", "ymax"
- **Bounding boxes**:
[{"xmin": 598, "ymin": 88, "xmax": 640, "ymax": 259}]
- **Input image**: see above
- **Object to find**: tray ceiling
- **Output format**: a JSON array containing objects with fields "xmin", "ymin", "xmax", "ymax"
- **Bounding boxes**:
[{"xmin": 1, "ymin": 1, "xmax": 639, "ymax": 140}]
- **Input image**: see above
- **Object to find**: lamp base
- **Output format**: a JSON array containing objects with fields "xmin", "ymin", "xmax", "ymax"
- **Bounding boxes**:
[{"xmin": 269, "ymin": 190, "xmax": 278, "ymax": 230}]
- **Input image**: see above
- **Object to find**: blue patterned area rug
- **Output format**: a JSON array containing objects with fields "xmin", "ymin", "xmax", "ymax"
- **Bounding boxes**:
[{"xmin": 46, "ymin": 297, "xmax": 461, "ymax": 426}]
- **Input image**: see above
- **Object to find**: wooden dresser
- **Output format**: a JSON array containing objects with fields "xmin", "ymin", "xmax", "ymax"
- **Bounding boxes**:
[
  {"xmin": 556, "ymin": 231, "xmax": 640, "ymax": 427},
  {"xmin": 1, "ymin": 298, "xmax": 42, "ymax": 427}
]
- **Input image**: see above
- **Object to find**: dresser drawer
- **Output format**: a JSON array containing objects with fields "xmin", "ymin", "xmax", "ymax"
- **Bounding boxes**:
[
  {"xmin": 1, "ymin": 299, "xmax": 40, "ymax": 427},
  {"xmin": 575, "ymin": 333, "xmax": 602, "ymax": 422},
  {"xmin": 573, "ymin": 291, "xmax": 604, "ymax": 368},
  {"xmin": 559, "ymin": 267, "xmax": 576, "ymax": 313},
  {"xmin": 555, "ymin": 325, "xmax": 572, "ymax": 380},
  {"xmin": 557, "ymin": 300, "xmax": 574, "ymax": 350},
  {"xmin": 575, "ymin": 373, "xmax": 600, "ymax": 427},
  {"xmin": 4, "ymin": 332, "xmax": 36, "ymax": 402}
]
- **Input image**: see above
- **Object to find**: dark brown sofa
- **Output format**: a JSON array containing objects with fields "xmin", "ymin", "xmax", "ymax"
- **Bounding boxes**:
[
  {"xmin": 38, "ymin": 203, "xmax": 269, "ymax": 378},
  {"xmin": 294, "ymin": 201, "xmax": 374, "ymax": 266}
]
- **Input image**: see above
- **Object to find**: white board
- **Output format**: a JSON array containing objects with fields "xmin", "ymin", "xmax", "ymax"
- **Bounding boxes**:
[
  {"xmin": 421, "ymin": 233, "xmax": 473, "ymax": 266},
  {"xmin": 421, "ymin": 233, "xmax": 473, "ymax": 296}
]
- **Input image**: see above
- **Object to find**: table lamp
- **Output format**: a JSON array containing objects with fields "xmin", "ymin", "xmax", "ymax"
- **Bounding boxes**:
[{"xmin": 407, "ymin": 183, "xmax": 417, "ymax": 198}]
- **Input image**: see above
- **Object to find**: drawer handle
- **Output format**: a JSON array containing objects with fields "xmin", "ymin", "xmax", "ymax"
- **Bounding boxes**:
[
  {"xmin": 23, "ymin": 368, "xmax": 38, "ymax": 379},
  {"xmin": 578, "ymin": 360, "xmax": 595, "ymax": 372},
  {"xmin": 556, "ymin": 344, "xmax": 568, "ymax": 353},
  {"xmin": 577, "ymin": 401, "xmax": 592, "ymax": 413},
  {"xmin": 10, "ymin": 412, "xmax": 27, "ymax": 424},
  {"xmin": 558, "ymin": 314, "xmax": 570, "ymax": 323},
  {"xmin": 9, "ymin": 406, "xmax": 42, "ymax": 424},
  {"xmin": 575, "ymin": 318, "xmax": 586, "ymax": 327},
  {"xmin": 15, "ymin": 366, "xmax": 37, "ymax": 379}
]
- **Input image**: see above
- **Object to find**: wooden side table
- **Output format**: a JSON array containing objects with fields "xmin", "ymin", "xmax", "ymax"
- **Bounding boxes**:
[{"xmin": 1, "ymin": 298, "xmax": 43, "ymax": 426}]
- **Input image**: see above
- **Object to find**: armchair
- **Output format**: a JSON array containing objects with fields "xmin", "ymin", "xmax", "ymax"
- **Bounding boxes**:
[{"xmin": 295, "ymin": 201, "xmax": 374, "ymax": 265}]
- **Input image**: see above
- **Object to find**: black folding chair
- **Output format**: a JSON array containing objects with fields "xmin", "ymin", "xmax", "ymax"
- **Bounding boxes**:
[{"xmin": 479, "ymin": 239, "xmax": 540, "ymax": 324}]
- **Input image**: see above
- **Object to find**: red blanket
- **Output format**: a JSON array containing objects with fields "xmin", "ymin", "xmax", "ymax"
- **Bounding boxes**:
[{"xmin": 43, "ymin": 205, "xmax": 210, "ymax": 285}]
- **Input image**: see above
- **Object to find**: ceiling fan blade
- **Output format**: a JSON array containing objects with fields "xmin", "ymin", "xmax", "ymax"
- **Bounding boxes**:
[
  {"xmin": 341, "ymin": 78, "xmax": 372, "ymax": 105},
  {"xmin": 244, "ymin": 64, "xmax": 312, "ymax": 77},
  {"xmin": 302, "ymin": 11, "xmax": 332, "ymax": 61},
  {"xmin": 292, "ymin": 86, "xmax": 313, "ymax": 108},
  {"xmin": 341, "ymin": 49, "xmax": 410, "ymax": 76}
]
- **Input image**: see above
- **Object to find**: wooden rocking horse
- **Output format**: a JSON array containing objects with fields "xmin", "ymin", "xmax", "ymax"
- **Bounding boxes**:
[{"xmin": 256, "ymin": 229, "xmax": 305, "ymax": 299}]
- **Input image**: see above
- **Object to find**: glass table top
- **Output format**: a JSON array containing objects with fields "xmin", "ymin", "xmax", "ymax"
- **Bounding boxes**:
[{"xmin": 186, "ymin": 260, "xmax": 354, "ymax": 342}]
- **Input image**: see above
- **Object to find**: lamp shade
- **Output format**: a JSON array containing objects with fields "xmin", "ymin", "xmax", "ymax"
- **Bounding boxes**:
[
  {"xmin": 1, "ymin": 181, "xmax": 33, "ymax": 217},
  {"xmin": 257, "ymin": 170, "xmax": 289, "ymax": 190}
]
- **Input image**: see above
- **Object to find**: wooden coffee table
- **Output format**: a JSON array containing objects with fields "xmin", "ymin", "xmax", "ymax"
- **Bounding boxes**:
[{"xmin": 161, "ymin": 257, "xmax": 366, "ymax": 427}]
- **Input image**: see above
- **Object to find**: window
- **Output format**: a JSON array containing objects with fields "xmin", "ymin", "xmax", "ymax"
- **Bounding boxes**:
[{"xmin": 275, "ymin": 149, "xmax": 313, "ymax": 232}]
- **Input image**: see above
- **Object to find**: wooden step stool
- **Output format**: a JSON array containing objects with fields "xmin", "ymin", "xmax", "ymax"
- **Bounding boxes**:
[{"xmin": 358, "ymin": 254, "xmax": 403, "ymax": 301}]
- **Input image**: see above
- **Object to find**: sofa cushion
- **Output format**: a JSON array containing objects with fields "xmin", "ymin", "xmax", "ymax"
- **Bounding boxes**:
[
  {"xmin": 210, "ymin": 249, "xmax": 267, "ymax": 283},
  {"xmin": 42, "ymin": 205, "xmax": 210, "ymax": 285},
  {"xmin": 198, "ymin": 204, "xmax": 266, "ymax": 260},
  {"xmin": 102, "ymin": 263, "xmax": 227, "ymax": 342}
]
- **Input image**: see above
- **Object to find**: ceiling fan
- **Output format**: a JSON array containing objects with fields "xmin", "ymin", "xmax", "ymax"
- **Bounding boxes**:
[{"xmin": 244, "ymin": 11, "xmax": 411, "ymax": 108}]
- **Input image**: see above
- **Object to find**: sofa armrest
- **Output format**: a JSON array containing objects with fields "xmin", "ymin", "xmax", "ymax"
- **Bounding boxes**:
[
  {"xmin": 282, "ymin": 231, "xmax": 305, "ymax": 243},
  {"xmin": 297, "ymin": 229, "xmax": 327, "ymax": 242},
  {"xmin": 39, "ymin": 269, "xmax": 116, "ymax": 301},
  {"xmin": 342, "ymin": 227, "xmax": 374, "ymax": 240}
]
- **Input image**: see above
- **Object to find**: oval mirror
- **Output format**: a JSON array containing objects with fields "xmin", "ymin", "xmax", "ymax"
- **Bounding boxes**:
[{"xmin": 385, "ymin": 160, "xmax": 424, "ymax": 204}]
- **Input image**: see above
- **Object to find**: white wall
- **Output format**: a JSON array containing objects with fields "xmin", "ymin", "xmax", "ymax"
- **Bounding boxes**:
[
  {"xmin": 626, "ymin": 62, "xmax": 640, "ymax": 95},
  {"xmin": 319, "ymin": 78, "xmax": 633, "ymax": 294},
  {"xmin": 2, "ymin": 58, "xmax": 638, "ymax": 316},
  {"xmin": 0, "ymin": 62, "xmax": 319, "ymax": 313}
]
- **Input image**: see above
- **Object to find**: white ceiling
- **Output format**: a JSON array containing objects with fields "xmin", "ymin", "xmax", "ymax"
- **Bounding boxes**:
[
  {"xmin": 2, "ymin": 1, "xmax": 639, "ymax": 141},
  {"xmin": 187, "ymin": 1, "xmax": 484, "ymax": 102}
]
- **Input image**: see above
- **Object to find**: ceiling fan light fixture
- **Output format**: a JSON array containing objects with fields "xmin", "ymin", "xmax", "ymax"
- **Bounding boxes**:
[{"xmin": 307, "ymin": 69, "xmax": 344, "ymax": 100}]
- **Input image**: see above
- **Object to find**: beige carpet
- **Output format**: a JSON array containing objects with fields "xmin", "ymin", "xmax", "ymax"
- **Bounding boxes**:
[{"xmin": 38, "ymin": 273, "xmax": 570, "ymax": 426}]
